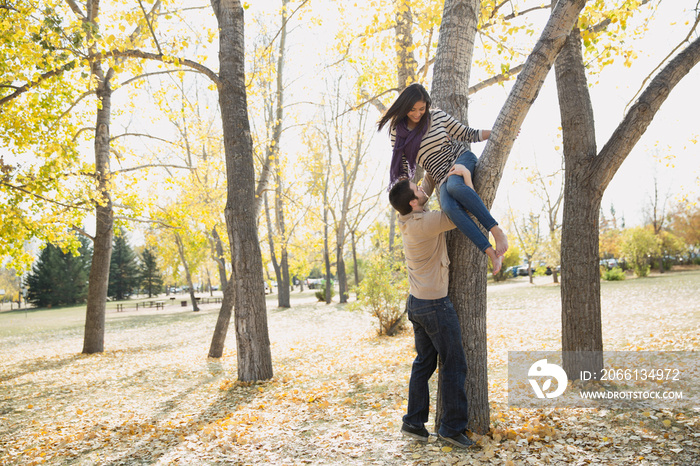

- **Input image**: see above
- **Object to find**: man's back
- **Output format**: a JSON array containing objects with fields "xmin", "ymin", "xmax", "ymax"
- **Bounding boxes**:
[{"xmin": 398, "ymin": 210, "xmax": 455, "ymax": 300}]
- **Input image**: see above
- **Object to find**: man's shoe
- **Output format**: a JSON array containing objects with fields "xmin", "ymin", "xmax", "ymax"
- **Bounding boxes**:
[
  {"xmin": 438, "ymin": 432, "xmax": 475, "ymax": 448},
  {"xmin": 401, "ymin": 422, "xmax": 430, "ymax": 441}
]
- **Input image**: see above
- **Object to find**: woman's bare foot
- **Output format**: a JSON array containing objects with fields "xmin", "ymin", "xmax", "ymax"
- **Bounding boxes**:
[
  {"xmin": 486, "ymin": 247, "xmax": 503, "ymax": 275},
  {"xmin": 490, "ymin": 225, "xmax": 508, "ymax": 257}
]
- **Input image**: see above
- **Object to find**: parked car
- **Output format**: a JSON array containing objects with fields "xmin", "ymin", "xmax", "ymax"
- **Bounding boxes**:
[
  {"xmin": 306, "ymin": 278, "xmax": 324, "ymax": 289},
  {"xmin": 599, "ymin": 258, "xmax": 618, "ymax": 270}
]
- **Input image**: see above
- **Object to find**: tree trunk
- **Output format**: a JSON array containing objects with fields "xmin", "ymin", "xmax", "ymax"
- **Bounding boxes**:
[
  {"xmin": 556, "ymin": 26, "xmax": 700, "ymax": 379},
  {"xmin": 274, "ymin": 174, "xmax": 291, "ymax": 308},
  {"xmin": 264, "ymin": 192, "xmax": 283, "ymax": 296},
  {"xmin": 433, "ymin": 0, "xmax": 587, "ymax": 434},
  {"xmin": 82, "ymin": 72, "xmax": 113, "ymax": 354},
  {"xmin": 351, "ymin": 230, "xmax": 360, "ymax": 290},
  {"xmin": 395, "ymin": 0, "xmax": 417, "ymax": 89},
  {"xmin": 211, "ymin": 0, "xmax": 272, "ymax": 381},
  {"xmin": 174, "ymin": 232, "xmax": 200, "ymax": 312},
  {"xmin": 211, "ymin": 226, "xmax": 228, "ymax": 293},
  {"xmin": 336, "ymin": 245, "xmax": 347, "ymax": 302},
  {"xmin": 209, "ymin": 274, "xmax": 235, "ymax": 358}
]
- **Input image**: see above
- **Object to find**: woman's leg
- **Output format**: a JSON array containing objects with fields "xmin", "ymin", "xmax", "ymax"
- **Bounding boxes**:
[
  {"xmin": 440, "ymin": 182, "xmax": 503, "ymax": 274},
  {"xmin": 448, "ymin": 151, "xmax": 508, "ymax": 256}
]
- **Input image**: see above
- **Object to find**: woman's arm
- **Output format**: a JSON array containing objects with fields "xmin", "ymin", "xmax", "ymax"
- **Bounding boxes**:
[{"xmin": 437, "ymin": 109, "xmax": 490, "ymax": 143}]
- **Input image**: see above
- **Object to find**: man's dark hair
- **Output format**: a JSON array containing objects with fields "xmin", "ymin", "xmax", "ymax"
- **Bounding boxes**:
[{"xmin": 389, "ymin": 179, "xmax": 417, "ymax": 216}]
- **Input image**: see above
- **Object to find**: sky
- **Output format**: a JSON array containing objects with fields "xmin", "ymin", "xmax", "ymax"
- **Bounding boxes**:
[{"xmin": 248, "ymin": 0, "xmax": 700, "ymax": 231}]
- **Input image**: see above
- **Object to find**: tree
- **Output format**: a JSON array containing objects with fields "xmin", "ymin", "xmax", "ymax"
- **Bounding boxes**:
[
  {"xmin": 432, "ymin": 0, "xmax": 587, "ymax": 434},
  {"xmin": 554, "ymin": 7, "xmax": 700, "ymax": 379},
  {"xmin": 509, "ymin": 211, "xmax": 542, "ymax": 284},
  {"xmin": 620, "ymin": 227, "xmax": 658, "ymax": 277},
  {"xmin": 668, "ymin": 196, "xmax": 700, "ymax": 253},
  {"xmin": 108, "ymin": 231, "xmax": 140, "ymax": 301},
  {"xmin": 208, "ymin": 0, "xmax": 273, "ymax": 380},
  {"xmin": 25, "ymin": 237, "xmax": 91, "ymax": 308},
  {"xmin": 139, "ymin": 247, "xmax": 163, "ymax": 298}
]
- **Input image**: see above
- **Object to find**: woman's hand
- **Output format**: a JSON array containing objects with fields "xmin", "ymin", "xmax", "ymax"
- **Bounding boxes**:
[{"xmin": 448, "ymin": 164, "xmax": 469, "ymax": 178}]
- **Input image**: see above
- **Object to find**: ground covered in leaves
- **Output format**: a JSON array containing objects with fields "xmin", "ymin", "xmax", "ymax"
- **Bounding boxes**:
[{"xmin": 1, "ymin": 270, "xmax": 698, "ymax": 465}]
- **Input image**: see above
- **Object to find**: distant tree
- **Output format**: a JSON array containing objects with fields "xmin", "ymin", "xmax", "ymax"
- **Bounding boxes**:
[
  {"xmin": 139, "ymin": 248, "xmax": 164, "ymax": 298},
  {"xmin": 108, "ymin": 232, "xmax": 140, "ymax": 301},
  {"xmin": 25, "ymin": 237, "xmax": 91, "ymax": 308},
  {"xmin": 621, "ymin": 227, "xmax": 659, "ymax": 278}
]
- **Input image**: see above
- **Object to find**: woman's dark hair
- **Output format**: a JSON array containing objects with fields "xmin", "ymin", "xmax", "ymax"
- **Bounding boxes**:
[
  {"xmin": 377, "ymin": 83, "xmax": 432, "ymax": 133},
  {"xmin": 388, "ymin": 179, "xmax": 417, "ymax": 216}
]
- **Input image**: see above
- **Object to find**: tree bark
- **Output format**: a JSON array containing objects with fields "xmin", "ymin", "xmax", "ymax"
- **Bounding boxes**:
[
  {"xmin": 211, "ymin": 0, "xmax": 272, "ymax": 381},
  {"xmin": 82, "ymin": 68, "xmax": 113, "ymax": 354},
  {"xmin": 556, "ymin": 25, "xmax": 700, "ymax": 378},
  {"xmin": 433, "ymin": 0, "xmax": 587, "ymax": 434},
  {"xmin": 395, "ymin": 0, "xmax": 417, "ymax": 89}
]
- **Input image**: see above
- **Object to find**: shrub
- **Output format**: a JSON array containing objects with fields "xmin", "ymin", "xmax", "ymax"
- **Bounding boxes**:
[
  {"xmin": 355, "ymin": 253, "xmax": 408, "ymax": 336},
  {"xmin": 315, "ymin": 282, "xmax": 335, "ymax": 302},
  {"xmin": 602, "ymin": 267, "xmax": 625, "ymax": 281}
]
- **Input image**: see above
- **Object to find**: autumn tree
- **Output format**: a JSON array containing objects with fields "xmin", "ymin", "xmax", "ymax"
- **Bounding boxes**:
[{"xmin": 554, "ymin": 5, "xmax": 700, "ymax": 379}]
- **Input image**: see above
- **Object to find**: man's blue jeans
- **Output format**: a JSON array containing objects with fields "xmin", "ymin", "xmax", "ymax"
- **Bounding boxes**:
[
  {"xmin": 403, "ymin": 295, "xmax": 469, "ymax": 438},
  {"xmin": 439, "ymin": 151, "xmax": 498, "ymax": 252}
]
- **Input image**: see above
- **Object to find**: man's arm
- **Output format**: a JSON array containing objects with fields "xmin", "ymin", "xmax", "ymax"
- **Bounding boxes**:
[{"xmin": 420, "ymin": 173, "xmax": 436, "ymax": 197}]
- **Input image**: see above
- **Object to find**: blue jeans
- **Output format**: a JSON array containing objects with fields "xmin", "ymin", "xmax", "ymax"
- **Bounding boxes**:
[
  {"xmin": 403, "ymin": 295, "xmax": 469, "ymax": 438},
  {"xmin": 439, "ymin": 151, "xmax": 498, "ymax": 252}
]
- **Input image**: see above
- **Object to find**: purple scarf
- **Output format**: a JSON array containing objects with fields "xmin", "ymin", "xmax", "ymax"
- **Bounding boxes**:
[{"xmin": 389, "ymin": 118, "xmax": 428, "ymax": 187}]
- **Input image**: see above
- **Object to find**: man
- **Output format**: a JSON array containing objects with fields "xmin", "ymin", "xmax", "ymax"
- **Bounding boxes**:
[{"xmin": 388, "ymin": 168, "xmax": 474, "ymax": 449}]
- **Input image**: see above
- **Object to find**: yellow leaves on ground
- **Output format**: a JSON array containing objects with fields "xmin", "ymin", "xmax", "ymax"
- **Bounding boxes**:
[{"xmin": 2, "ymin": 273, "xmax": 700, "ymax": 464}]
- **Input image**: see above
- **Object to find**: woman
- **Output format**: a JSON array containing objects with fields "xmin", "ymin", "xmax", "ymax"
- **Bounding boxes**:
[{"xmin": 378, "ymin": 83, "xmax": 508, "ymax": 273}]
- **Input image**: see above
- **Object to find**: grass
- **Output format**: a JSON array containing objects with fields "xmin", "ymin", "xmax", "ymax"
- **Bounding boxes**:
[{"xmin": 1, "ymin": 270, "xmax": 698, "ymax": 465}]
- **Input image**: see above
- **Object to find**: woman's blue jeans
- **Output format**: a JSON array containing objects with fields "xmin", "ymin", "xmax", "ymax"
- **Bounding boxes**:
[
  {"xmin": 403, "ymin": 295, "xmax": 469, "ymax": 438},
  {"xmin": 439, "ymin": 151, "xmax": 498, "ymax": 252}
]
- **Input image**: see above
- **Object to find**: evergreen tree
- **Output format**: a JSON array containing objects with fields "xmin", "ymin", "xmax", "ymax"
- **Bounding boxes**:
[
  {"xmin": 25, "ymin": 238, "xmax": 91, "ymax": 308},
  {"xmin": 139, "ymin": 247, "xmax": 163, "ymax": 298},
  {"xmin": 108, "ymin": 231, "xmax": 140, "ymax": 300}
]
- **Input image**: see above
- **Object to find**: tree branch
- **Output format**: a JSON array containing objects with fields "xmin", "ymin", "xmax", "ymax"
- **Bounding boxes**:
[
  {"xmin": 98, "ymin": 49, "xmax": 220, "ymax": 86},
  {"xmin": 595, "ymin": 35, "xmax": 700, "ymax": 190},
  {"xmin": 0, "ymin": 60, "xmax": 78, "ymax": 107},
  {"xmin": 0, "ymin": 181, "xmax": 92, "ymax": 212},
  {"xmin": 112, "ymin": 163, "xmax": 194, "ymax": 174},
  {"xmin": 469, "ymin": 64, "xmax": 525, "ymax": 95},
  {"xmin": 109, "ymin": 132, "xmax": 178, "ymax": 145}
]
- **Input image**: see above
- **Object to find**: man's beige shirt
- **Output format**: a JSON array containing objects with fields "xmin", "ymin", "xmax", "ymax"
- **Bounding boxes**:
[{"xmin": 398, "ymin": 209, "xmax": 456, "ymax": 300}]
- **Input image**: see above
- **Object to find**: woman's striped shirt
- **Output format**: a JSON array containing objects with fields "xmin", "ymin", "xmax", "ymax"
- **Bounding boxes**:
[{"xmin": 391, "ymin": 108, "xmax": 482, "ymax": 186}]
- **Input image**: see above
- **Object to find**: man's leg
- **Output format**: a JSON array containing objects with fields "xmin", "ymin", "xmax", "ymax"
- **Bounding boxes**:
[
  {"xmin": 403, "ymin": 296, "xmax": 438, "ymax": 438},
  {"xmin": 428, "ymin": 298, "xmax": 469, "ymax": 440}
]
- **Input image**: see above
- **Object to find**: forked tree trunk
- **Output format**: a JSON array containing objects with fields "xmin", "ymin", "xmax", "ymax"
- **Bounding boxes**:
[
  {"xmin": 555, "ymin": 27, "xmax": 604, "ymax": 378},
  {"xmin": 556, "ymin": 24, "xmax": 700, "ymax": 378},
  {"xmin": 211, "ymin": 0, "xmax": 272, "ymax": 381},
  {"xmin": 433, "ymin": 0, "xmax": 587, "ymax": 434}
]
